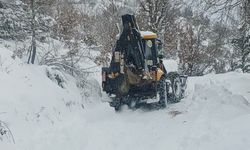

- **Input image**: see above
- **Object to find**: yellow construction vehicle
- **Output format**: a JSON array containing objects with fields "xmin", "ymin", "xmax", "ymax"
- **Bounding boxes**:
[{"xmin": 102, "ymin": 14, "xmax": 187, "ymax": 111}]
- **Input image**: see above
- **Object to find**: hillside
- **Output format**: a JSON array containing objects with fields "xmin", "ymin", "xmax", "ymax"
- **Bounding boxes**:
[
  {"xmin": 0, "ymin": 46, "xmax": 98, "ymax": 149},
  {"xmin": 1, "ymin": 47, "xmax": 250, "ymax": 150}
]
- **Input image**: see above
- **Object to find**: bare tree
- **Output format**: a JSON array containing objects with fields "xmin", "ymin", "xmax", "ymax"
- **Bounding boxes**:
[
  {"xmin": 177, "ymin": 11, "xmax": 225, "ymax": 76},
  {"xmin": 27, "ymin": 0, "xmax": 36, "ymax": 64},
  {"xmin": 92, "ymin": 0, "xmax": 130, "ymax": 65},
  {"xmin": 201, "ymin": 0, "xmax": 250, "ymax": 73},
  {"xmin": 138, "ymin": 0, "xmax": 181, "ymax": 57}
]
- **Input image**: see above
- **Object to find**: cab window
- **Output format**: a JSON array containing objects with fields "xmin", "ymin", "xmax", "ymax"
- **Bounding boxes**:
[{"xmin": 144, "ymin": 40, "xmax": 153, "ymax": 59}]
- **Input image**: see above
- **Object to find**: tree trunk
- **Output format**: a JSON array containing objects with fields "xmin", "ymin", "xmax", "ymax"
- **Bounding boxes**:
[{"xmin": 28, "ymin": 0, "xmax": 36, "ymax": 64}]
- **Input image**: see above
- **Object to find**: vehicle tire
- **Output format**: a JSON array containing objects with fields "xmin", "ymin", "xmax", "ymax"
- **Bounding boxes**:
[
  {"xmin": 157, "ymin": 76, "xmax": 167, "ymax": 108},
  {"xmin": 167, "ymin": 72, "xmax": 182, "ymax": 103},
  {"xmin": 110, "ymin": 97, "xmax": 122, "ymax": 112},
  {"xmin": 171, "ymin": 76, "xmax": 182, "ymax": 103}
]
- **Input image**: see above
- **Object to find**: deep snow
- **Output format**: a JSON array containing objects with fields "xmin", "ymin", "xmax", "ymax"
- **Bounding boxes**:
[{"xmin": 1, "ymin": 47, "xmax": 250, "ymax": 150}]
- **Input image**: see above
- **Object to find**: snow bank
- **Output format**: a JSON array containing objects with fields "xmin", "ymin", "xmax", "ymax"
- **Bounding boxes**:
[
  {"xmin": 173, "ymin": 72, "xmax": 250, "ymax": 150},
  {"xmin": 0, "ymin": 46, "xmax": 89, "ymax": 149}
]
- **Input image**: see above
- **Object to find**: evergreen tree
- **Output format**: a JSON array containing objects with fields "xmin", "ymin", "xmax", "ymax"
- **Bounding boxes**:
[{"xmin": 232, "ymin": 0, "xmax": 250, "ymax": 72}]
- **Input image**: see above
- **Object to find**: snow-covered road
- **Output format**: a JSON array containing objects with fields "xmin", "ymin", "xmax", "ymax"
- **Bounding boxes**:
[
  {"xmin": 1, "ymin": 48, "xmax": 250, "ymax": 150},
  {"xmin": 78, "ymin": 72, "xmax": 250, "ymax": 150}
]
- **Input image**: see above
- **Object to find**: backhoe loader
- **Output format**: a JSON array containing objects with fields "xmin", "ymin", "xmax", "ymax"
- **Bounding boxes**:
[{"xmin": 102, "ymin": 14, "xmax": 187, "ymax": 111}]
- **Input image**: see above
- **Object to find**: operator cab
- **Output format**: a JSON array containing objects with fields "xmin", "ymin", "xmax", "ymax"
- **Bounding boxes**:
[{"xmin": 140, "ymin": 31, "xmax": 163, "ymax": 67}]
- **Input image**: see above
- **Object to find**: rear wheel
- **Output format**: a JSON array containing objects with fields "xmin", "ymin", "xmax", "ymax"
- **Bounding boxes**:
[
  {"xmin": 172, "ymin": 76, "xmax": 182, "ymax": 102},
  {"xmin": 157, "ymin": 76, "xmax": 167, "ymax": 108},
  {"xmin": 110, "ymin": 97, "xmax": 122, "ymax": 112},
  {"xmin": 167, "ymin": 72, "xmax": 183, "ymax": 103}
]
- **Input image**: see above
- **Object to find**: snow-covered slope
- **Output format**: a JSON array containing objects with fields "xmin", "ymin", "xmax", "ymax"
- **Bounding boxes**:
[
  {"xmin": 0, "ymin": 47, "xmax": 87, "ymax": 149},
  {"xmin": 1, "ymin": 51, "xmax": 250, "ymax": 150}
]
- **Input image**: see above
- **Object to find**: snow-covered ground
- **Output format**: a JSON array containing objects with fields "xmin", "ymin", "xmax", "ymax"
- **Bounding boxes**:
[{"xmin": 1, "ymin": 47, "xmax": 250, "ymax": 150}]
